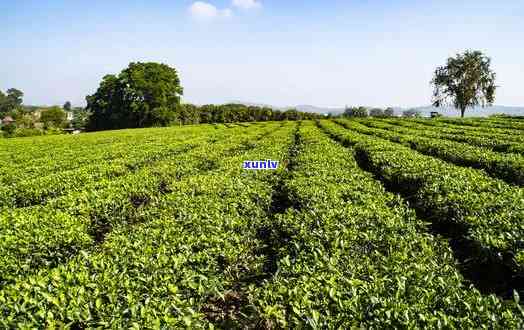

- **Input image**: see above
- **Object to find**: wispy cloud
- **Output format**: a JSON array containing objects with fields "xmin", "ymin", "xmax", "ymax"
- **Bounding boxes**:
[
  {"xmin": 232, "ymin": 0, "xmax": 262, "ymax": 10},
  {"xmin": 189, "ymin": 2, "xmax": 232, "ymax": 21}
]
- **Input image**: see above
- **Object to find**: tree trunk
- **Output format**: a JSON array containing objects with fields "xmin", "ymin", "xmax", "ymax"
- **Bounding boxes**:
[{"xmin": 460, "ymin": 107, "xmax": 465, "ymax": 118}]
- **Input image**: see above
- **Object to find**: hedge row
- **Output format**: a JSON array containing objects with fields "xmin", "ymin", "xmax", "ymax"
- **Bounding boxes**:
[
  {"xmin": 0, "ymin": 123, "xmax": 278, "ymax": 287},
  {"xmin": 0, "ymin": 122, "xmax": 297, "ymax": 327},
  {"xmin": 319, "ymin": 120, "xmax": 524, "ymax": 280},
  {"xmin": 336, "ymin": 119, "xmax": 524, "ymax": 186},
  {"xmin": 247, "ymin": 121, "xmax": 524, "ymax": 328},
  {"xmin": 0, "ymin": 124, "xmax": 228, "ymax": 185},
  {"xmin": 389, "ymin": 118, "xmax": 524, "ymax": 143},
  {"xmin": 0, "ymin": 123, "xmax": 264, "ymax": 207},
  {"xmin": 372, "ymin": 119, "xmax": 524, "ymax": 155},
  {"xmin": 435, "ymin": 117, "xmax": 524, "ymax": 132}
]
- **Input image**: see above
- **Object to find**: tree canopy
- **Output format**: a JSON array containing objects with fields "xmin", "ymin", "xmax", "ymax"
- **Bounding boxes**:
[
  {"xmin": 0, "ymin": 88, "xmax": 24, "ymax": 116},
  {"xmin": 176, "ymin": 103, "xmax": 319, "ymax": 124},
  {"xmin": 86, "ymin": 62, "xmax": 184, "ymax": 130},
  {"xmin": 40, "ymin": 106, "xmax": 67, "ymax": 128},
  {"xmin": 432, "ymin": 50, "xmax": 496, "ymax": 118}
]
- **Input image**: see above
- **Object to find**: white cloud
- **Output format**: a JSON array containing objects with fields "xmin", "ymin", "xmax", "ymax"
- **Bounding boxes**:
[
  {"xmin": 189, "ymin": 2, "xmax": 232, "ymax": 20},
  {"xmin": 221, "ymin": 8, "xmax": 233, "ymax": 18},
  {"xmin": 232, "ymin": 0, "xmax": 262, "ymax": 10}
]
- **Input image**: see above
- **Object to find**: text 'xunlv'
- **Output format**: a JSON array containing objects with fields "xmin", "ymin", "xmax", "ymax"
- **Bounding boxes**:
[{"xmin": 243, "ymin": 160, "xmax": 279, "ymax": 170}]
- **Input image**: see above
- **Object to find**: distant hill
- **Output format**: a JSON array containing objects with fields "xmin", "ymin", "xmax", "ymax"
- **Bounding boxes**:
[
  {"xmin": 230, "ymin": 101, "xmax": 524, "ymax": 117},
  {"xmin": 228, "ymin": 101, "xmax": 292, "ymax": 111},
  {"xmin": 229, "ymin": 101, "xmax": 344, "ymax": 115},
  {"xmin": 303, "ymin": 105, "xmax": 524, "ymax": 117}
]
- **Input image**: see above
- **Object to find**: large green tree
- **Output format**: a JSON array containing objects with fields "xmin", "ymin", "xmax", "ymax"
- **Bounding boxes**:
[
  {"xmin": 432, "ymin": 50, "xmax": 496, "ymax": 118},
  {"xmin": 86, "ymin": 62, "xmax": 183, "ymax": 130}
]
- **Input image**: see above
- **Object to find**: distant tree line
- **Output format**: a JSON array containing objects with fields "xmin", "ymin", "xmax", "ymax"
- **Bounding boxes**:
[
  {"xmin": 174, "ymin": 103, "xmax": 319, "ymax": 125},
  {"xmin": 343, "ymin": 106, "xmax": 417, "ymax": 118},
  {"xmin": 86, "ymin": 62, "xmax": 320, "ymax": 131},
  {"xmin": 87, "ymin": 101, "xmax": 319, "ymax": 131},
  {"xmin": 342, "ymin": 106, "xmax": 422, "ymax": 118},
  {"xmin": 343, "ymin": 106, "xmax": 395, "ymax": 118}
]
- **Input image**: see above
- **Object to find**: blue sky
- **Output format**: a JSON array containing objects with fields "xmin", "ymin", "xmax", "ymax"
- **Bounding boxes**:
[{"xmin": 1, "ymin": 0, "xmax": 523, "ymax": 108}]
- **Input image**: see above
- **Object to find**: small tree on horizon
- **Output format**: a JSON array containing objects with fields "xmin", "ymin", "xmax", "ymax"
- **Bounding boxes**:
[
  {"xmin": 344, "ymin": 106, "xmax": 368, "ymax": 118},
  {"xmin": 402, "ymin": 109, "xmax": 421, "ymax": 118},
  {"xmin": 431, "ymin": 50, "xmax": 496, "ymax": 118},
  {"xmin": 63, "ymin": 101, "xmax": 72, "ymax": 112},
  {"xmin": 369, "ymin": 108, "xmax": 384, "ymax": 117},
  {"xmin": 384, "ymin": 107, "xmax": 395, "ymax": 117}
]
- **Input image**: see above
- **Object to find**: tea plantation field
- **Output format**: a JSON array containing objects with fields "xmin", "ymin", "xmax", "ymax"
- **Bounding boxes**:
[{"xmin": 1, "ymin": 118, "xmax": 523, "ymax": 328}]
